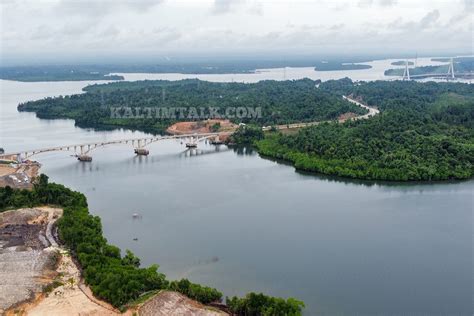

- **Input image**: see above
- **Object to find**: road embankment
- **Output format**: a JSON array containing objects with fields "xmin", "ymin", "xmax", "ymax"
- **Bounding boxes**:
[{"xmin": 1, "ymin": 207, "xmax": 229, "ymax": 316}]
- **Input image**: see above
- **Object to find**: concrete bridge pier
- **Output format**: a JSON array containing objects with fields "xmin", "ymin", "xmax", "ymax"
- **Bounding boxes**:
[
  {"xmin": 186, "ymin": 136, "xmax": 198, "ymax": 148},
  {"xmin": 210, "ymin": 135, "xmax": 223, "ymax": 145},
  {"xmin": 77, "ymin": 145, "xmax": 92, "ymax": 162},
  {"xmin": 134, "ymin": 148, "xmax": 149, "ymax": 155},
  {"xmin": 134, "ymin": 139, "xmax": 149, "ymax": 155}
]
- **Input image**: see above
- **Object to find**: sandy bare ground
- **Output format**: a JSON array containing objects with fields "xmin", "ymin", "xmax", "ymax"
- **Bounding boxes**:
[
  {"xmin": 167, "ymin": 119, "xmax": 237, "ymax": 135},
  {"xmin": 15, "ymin": 250, "xmax": 124, "ymax": 316},
  {"xmin": 138, "ymin": 291, "xmax": 227, "ymax": 316},
  {"xmin": 0, "ymin": 207, "xmax": 124, "ymax": 316},
  {"xmin": 1, "ymin": 208, "xmax": 228, "ymax": 316},
  {"xmin": 0, "ymin": 165, "xmax": 15, "ymax": 177},
  {"xmin": 0, "ymin": 207, "xmax": 61, "ymax": 314},
  {"xmin": 0, "ymin": 162, "xmax": 40, "ymax": 189}
]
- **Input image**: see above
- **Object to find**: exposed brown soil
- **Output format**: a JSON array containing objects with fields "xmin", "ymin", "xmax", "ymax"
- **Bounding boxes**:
[
  {"xmin": 1, "ymin": 207, "xmax": 126, "ymax": 316},
  {"xmin": 13, "ymin": 251, "xmax": 124, "ymax": 316},
  {"xmin": 0, "ymin": 207, "xmax": 61, "ymax": 314},
  {"xmin": 338, "ymin": 112, "xmax": 358, "ymax": 122},
  {"xmin": 1, "ymin": 208, "xmax": 229, "ymax": 316},
  {"xmin": 0, "ymin": 161, "xmax": 40, "ymax": 189},
  {"xmin": 166, "ymin": 119, "xmax": 237, "ymax": 135}
]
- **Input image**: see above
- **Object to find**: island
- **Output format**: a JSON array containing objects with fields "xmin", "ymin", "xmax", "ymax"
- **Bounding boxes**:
[
  {"xmin": 314, "ymin": 61, "xmax": 372, "ymax": 71},
  {"xmin": 18, "ymin": 79, "xmax": 367, "ymax": 134},
  {"xmin": 16, "ymin": 78, "xmax": 474, "ymax": 182}
]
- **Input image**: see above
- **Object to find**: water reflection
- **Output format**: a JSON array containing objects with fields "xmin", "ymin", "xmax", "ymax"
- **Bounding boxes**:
[
  {"xmin": 253, "ymin": 148, "xmax": 472, "ymax": 188},
  {"xmin": 231, "ymin": 146, "xmax": 257, "ymax": 156},
  {"xmin": 2, "ymin": 74, "xmax": 473, "ymax": 316}
]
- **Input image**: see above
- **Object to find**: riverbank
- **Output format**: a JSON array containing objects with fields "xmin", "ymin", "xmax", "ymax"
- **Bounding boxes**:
[
  {"xmin": 0, "ymin": 206, "xmax": 230, "ymax": 316},
  {"xmin": 0, "ymin": 176, "xmax": 304, "ymax": 315},
  {"xmin": 0, "ymin": 206, "xmax": 123, "ymax": 315},
  {"xmin": 251, "ymin": 80, "xmax": 474, "ymax": 182}
]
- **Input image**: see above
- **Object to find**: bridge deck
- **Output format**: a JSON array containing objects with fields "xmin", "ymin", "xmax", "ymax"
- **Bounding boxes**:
[{"xmin": 1, "ymin": 132, "xmax": 230, "ymax": 158}]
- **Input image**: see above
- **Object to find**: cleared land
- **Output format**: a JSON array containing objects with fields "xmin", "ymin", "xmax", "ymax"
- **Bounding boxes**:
[
  {"xmin": 0, "ymin": 161, "xmax": 40, "ymax": 189},
  {"xmin": 1, "ymin": 208, "xmax": 229, "ymax": 315},
  {"xmin": 0, "ymin": 207, "xmax": 61, "ymax": 314},
  {"xmin": 166, "ymin": 119, "xmax": 237, "ymax": 135},
  {"xmin": 139, "ymin": 291, "xmax": 227, "ymax": 316},
  {"xmin": 15, "ymin": 250, "xmax": 123, "ymax": 316}
]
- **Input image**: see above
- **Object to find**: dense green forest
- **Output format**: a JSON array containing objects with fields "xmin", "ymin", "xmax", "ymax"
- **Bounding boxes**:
[
  {"xmin": 254, "ymin": 79, "xmax": 474, "ymax": 181},
  {"xmin": 384, "ymin": 57, "xmax": 473, "ymax": 77},
  {"xmin": 0, "ymin": 175, "xmax": 304, "ymax": 314},
  {"xmin": 18, "ymin": 79, "xmax": 366, "ymax": 134},
  {"xmin": 0, "ymin": 65, "xmax": 124, "ymax": 81}
]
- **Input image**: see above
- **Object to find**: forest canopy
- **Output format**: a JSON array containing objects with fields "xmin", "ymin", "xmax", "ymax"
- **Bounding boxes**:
[
  {"xmin": 255, "ymin": 79, "xmax": 474, "ymax": 181},
  {"xmin": 18, "ymin": 79, "xmax": 366, "ymax": 134},
  {"xmin": 16, "ymin": 78, "xmax": 474, "ymax": 181}
]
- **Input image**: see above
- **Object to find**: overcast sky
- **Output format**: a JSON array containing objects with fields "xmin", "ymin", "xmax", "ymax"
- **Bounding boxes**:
[{"xmin": 0, "ymin": 0, "xmax": 472, "ymax": 64}]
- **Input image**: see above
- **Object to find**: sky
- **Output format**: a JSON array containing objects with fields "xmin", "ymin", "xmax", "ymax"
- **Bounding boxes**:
[{"xmin": 0, "ymin": 0, "xmax": 472, "ymax": 65}]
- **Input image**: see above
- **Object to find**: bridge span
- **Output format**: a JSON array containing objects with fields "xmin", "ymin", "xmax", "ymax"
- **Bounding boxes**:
[
  {"xmin": 1, "ymin": 132, "xmax": 230, "ymax": 162},
  {"xmin": 2, "ymin": 95, "xmax": 379, "ymax": 163}
]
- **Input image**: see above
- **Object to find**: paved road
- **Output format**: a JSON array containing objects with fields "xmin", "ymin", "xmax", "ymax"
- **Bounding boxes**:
[{"xmin": 263, "ymin": 95, "xmax": 379, "ymax": 131}]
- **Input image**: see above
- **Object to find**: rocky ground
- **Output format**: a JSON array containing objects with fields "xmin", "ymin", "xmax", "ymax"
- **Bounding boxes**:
[
  {"xmin": 0, "ymin": 208, "xmax": 229, "ymax": 316},
  {"xmin": 138, "ymin": 291, "xmax": 227, "ymax": 316},
  {"xmin": 0, "ymin": 207, "xmax": 61, "ymax": 314},
  {"xmin": 0, "ymin": 161, "xmax": 40, "ymax": 189}
]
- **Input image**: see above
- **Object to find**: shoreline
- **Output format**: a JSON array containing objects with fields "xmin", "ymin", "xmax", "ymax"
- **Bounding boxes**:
[{"xmin": 0, "ymin": 206, "xmax": 229, "ymax": 316}]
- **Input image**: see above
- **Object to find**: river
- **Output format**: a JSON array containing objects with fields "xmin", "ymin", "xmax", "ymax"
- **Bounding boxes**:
[{"xmin": 0, "ymin": 59, "xmax": 472, "ymax": 315}]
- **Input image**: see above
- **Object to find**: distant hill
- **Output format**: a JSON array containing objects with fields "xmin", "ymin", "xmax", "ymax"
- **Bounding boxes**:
[{"xmin": 0, "ymin": 65, "xmax": 124, "ymax": 82}]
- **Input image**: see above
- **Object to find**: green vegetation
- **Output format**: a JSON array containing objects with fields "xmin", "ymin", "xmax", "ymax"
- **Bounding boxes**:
[
  {"xmin": 42, "ymin": 280, "xmax": 64, "ymax": 294},
  {"xmin": 1, "ymin": 59, "xmax": 373, "ymax": 81},
  {"xmin": 0, "ymin": 175, "xmax": 304, "ymax": 315},
  {"xmin": 0, "ymin": 65, "xmax": 124, "ymax": 82},
  {"xmin": 228, "ymin": 125, "xmax": 265, "ymax": 144},
  {"xmin": 169, "ymin": 279, "xmax": 223, "ymax": 304},
  {"xmin": 253, "ymin": 80, "xmax": 474, "ymax": 181},
  {"xmin": 18, "ymin": 79, "xmax": 366, "ymax": 134},
  {"xmin": 227, "ymin": 293, "xmax": 305, "ymax": 316},
  {"xmin": 210, "ymin": 122, "xmax": 221, "ymax": 132}
]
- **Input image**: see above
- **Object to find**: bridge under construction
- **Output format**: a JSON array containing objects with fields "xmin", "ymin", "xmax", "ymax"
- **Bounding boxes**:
[
  {"xmin": 1, "ymin": 95, "xmax": 379, "ymax": 163},
  {"xmin": 0, "ymin": 132, "xmax": 229, "ymax": 162}
]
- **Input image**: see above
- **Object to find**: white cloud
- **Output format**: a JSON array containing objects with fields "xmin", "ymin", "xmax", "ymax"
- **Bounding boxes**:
[
  {"xmin": 0, "ymin": 0, "xmax": 470, "ymax": 63},
  {"xmin": 211, "ymin": 0, "xmax": 243, "ymax": 14},
  {"xmin": 419, "ymin": 10, "xmax": 440, "ymax": 29}
]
